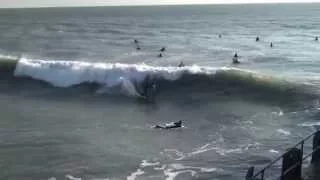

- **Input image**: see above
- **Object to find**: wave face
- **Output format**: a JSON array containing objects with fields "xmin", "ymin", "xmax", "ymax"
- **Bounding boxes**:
[{"xmin": 0, "ymin": 56, "xmax": 316, "ymax": 104}]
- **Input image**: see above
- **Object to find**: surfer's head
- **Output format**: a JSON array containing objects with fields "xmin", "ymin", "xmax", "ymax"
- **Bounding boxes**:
[{"xmin": 174, "ymin": 120, "xmax": 182, "ymax": 127}]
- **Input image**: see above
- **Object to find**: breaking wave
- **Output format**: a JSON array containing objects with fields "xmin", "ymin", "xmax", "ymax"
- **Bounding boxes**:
[{"xmin": 0, "ymin": 55, "xmax": 318, "ymax": 104}]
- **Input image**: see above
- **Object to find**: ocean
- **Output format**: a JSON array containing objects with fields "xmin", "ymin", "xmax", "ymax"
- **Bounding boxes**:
[{"xmin": 0, "ymin": 3, "xmax": 320, "ymax": 180}]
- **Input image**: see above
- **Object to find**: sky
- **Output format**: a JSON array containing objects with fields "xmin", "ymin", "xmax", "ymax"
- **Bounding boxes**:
[{"xmin": 1, "ymin": 0, "xmax": 320, "ymax": 8}]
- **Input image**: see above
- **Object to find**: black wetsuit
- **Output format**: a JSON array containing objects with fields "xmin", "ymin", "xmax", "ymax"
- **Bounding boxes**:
[
  {"xmin": 178, "ymin": 61, "xmax": 185, "ymax": 67},
  {"xmin": 160, "ymin": 47, "xmax": 166, "ymax": 52}
]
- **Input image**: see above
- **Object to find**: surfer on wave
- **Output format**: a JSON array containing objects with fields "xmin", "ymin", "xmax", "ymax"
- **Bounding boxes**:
[
  {"xmin": 139, "ymin": 75, "xmax": 157, "ymax": 102},
  {"xmin": 178, "ymin": 61, "xmax": 185, "ymax": 67}
]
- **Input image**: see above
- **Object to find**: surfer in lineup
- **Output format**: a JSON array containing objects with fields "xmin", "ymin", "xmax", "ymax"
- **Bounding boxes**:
[
  {"xmin": 160, "ymin": 47, "xmax": 166, "ymax": 52},
  {"xmin": 256, "ymin": 36, "xmax": 260, "ymax": 42},
  {"xmin": 270, "ymin": 42, "xmax": 273, "ymax": 47},
  {"xmin": 153, "ymin": 120, "xmax": 183, "ymax": 129},
  {"xmin": 218, "ymin": 34, "xmax": 222, "ymax": 38},
  {"xmin": 316, "ymin": 36, "xmax": 318, "ymax": 41},
  {"xmin": 232, "ymin": 53, "xmax": 239, "ymax": 64},
  {"xmin": 158, "ymin": 53, "xmax": 162, "ymax": 58},
  {"xmin": 134, "ymin": 39, "xmax": 141, "ymax": 50}
]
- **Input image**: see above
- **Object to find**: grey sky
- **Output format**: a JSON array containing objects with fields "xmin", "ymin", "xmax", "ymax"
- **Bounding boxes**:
[{"xmin": 1, "ymin": 0, "xmax": 319, "ymax": 8}]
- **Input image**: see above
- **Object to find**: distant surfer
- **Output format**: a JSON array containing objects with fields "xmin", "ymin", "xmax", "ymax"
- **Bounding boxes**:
[
  {"xmin": 315, "ymin": 36, "xmax": 319, "ymax": 41},
  {"xmin": 256, "ymin": 36, "xmax": 260, "ymax": 42},
  {"xmin": 232, "ymin": 53, "xmax": 239, "ymax": 64},
  {"xmin": 178, "ymin": 61, "xmax": 185, "ymax": 67},
  {"xmin": 134, "ymin": 39, "xmax": 140, "ymax": 50},
  {"xmin": 270, "ymin": 42, "xmax": 273, "ymax": 48},
  {"xmin": 160, "ymin": 47, "xmax": 166, "ymax": 52},
  {"xmin": 218, "ymin": 34, "xmax": 222, "ymax": 38},
  {"xmin": 158, "ymin": 53, "xmax": 163, "ymax": 58},
  {"xmin": 153, "ymin": 120, "xmax": 183, "ymax": 129}
]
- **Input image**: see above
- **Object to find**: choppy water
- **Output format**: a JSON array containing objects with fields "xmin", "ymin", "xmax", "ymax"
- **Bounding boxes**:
[{"xmin": 0, "ymin": 3, "xmax": 320, "ymax": 180}]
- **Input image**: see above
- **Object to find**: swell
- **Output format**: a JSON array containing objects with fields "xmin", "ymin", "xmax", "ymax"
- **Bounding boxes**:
[{"xmin": 0, "ymin": 56, "xmax": 318, "ymax": 105}]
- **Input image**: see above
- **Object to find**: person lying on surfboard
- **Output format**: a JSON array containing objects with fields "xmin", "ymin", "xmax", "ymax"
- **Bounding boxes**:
[{"xmin": 153, "ymin": 120, "xmax": 183, "ymax": 129}]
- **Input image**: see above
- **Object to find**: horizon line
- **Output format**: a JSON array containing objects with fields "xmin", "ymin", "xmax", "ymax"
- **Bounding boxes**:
[{"xmin": 0, "ymin": 1, "xmax": 319, "ymax": 9}]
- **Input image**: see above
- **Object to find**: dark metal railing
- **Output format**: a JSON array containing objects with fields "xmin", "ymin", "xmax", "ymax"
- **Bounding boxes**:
[
  {"xmin": 251, "ymin": 130, "xmax": 320, "ymax": 180},
  {"xmin": 279, "ymin": 146, "xmax": 320, "ymax": 180}
]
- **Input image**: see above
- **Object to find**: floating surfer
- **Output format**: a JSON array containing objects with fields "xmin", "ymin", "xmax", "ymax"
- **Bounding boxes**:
[
  {"xmin": 158, "ymin": 53, "xmax": 163, "ymax": 58},
  {"xmin": 270, "ymin": 42, "xmax": 273, "ymax": 48},
  {"xmin": 218, "ymin": 34, "xmax": 222, "ymax": 38},
  {"xmin": 134, "ymin": 39, "xmax": 141, "ymax": 50},
  {"xmin": 160, "ymin": 47, "xmax": 166, "ymax": 52},
  {"xmin": 153, "ymin": 120, "xmax": 183, "ymax": 129},
  {"xmin": 315, "ymin": 36, "xmax": 318, "ymax": 41},
  {"xmin": 232, "ymin": 53, "xmax": 239, "ymax": 64},
  {"xmin": 256, "ymin": 36, "xmax": 260, "ymax": 42}
]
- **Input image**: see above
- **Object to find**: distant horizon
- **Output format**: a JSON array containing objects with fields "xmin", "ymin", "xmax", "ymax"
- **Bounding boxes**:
[{"xmin": 0, "ymin": 1, "xmax": 319, "ymax": 9}]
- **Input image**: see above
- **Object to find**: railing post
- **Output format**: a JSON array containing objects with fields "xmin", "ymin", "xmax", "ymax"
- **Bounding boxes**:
[
  {"xmin": 245, "ymin": 166, "xmax": 254, "ymax": 180},
  {"xmin": 281, "ymin": 148, "xmax": 302, "ymax": 180},
  {"xmin": 310, "ymin": 131, "xmax": 320, "ymax": 180},
  {"xmin": 301, "ymin": 140, "xmax": 304, "ymax": 162},
  {"xmin": 311, "ymin": 131, "xmax": 320, "ymax": 165}
]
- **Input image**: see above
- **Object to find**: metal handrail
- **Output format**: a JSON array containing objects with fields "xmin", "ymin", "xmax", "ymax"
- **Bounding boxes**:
[
  {"xmin": 278, "ymin": 145, "xmax": 320, "ymax": 180},
  {"xmin": 252, "ymin": 130, "xmax": 319, "ymax": 179}
]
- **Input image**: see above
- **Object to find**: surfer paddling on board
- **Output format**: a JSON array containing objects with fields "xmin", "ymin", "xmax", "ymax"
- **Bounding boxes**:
[
  {"xmin": 232, "ymin": 53, "xmax": 239, "ymax": 64},
  {"xmin": 153, "ymin": 120, "xmax": 183, "ymax": 129}
]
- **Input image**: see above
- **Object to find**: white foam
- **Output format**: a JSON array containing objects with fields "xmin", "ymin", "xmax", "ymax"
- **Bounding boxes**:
[
  {"xmin": 65, "ymin": 175, "xmax": 81, "ymax": 180},
  {"xmin": 200, "ymin": 167, "xmax": 219, "ymax": 172},
  {"xmin": 126, "ymin": 168, "xmax": 144, "ymax": 180},
  {"xmin": 140, "ymin": 160, "xmax": 160, "ymax": 167},
  {"xmin": 277, "ymin": 129, "xmax": 291, "ymax": 136},
  {"xmin": 163, "ymin": 149, "xmax": 185, "ymax": 160},
  {"xmin": 298, "ymin": 121, "xmax": 320, "ymax": 127},
  {"xmin": 164, "ymin": 169, "xmax": 197, "ymax": 180},
  {"xmin": 163, "ymin": 163, "xmax": 221, "ymax": 180},
  {"xmin": 48, "ymin": 177, "xmax": 56, "ymax": 180},
  {"xmin": 0, "ymin": 54, "xmax": 18, "ymax": 60},
  {"xmin": 154, "ymin": 165, "xmax": 167, "ymax": 171},
  {"xmin": 269, "ymin": 149, "xmax": 280, "ymax": 154}
]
